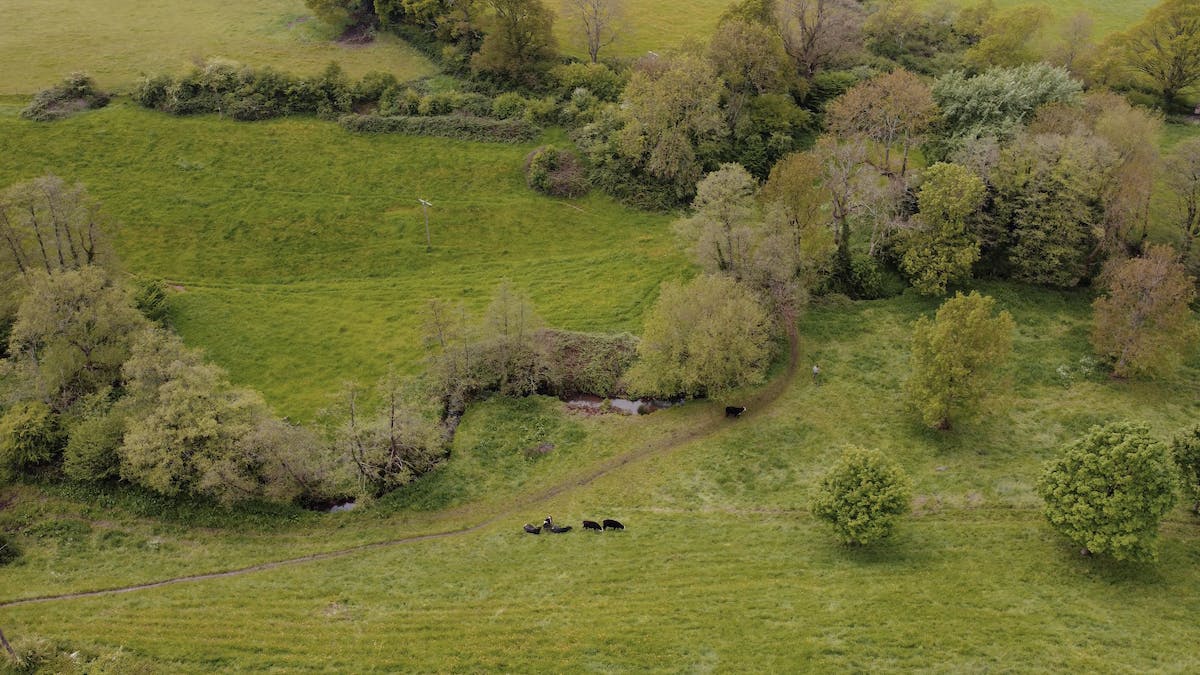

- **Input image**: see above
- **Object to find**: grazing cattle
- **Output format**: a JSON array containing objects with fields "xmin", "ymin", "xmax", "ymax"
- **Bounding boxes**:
[
  {"xmin": 523, "ymin": 523, "xmax": 541, "ymax": 535},
  {"xmin": 725, "ymin": 406, "xmax": 746, "ymax": 418},
  {"xmin": 582, "ymin": 520, "xmax": 602, "ymax": 531},
  {"xmin": 602, "ymin": 519, "xmax": 624, "ymax": 530},
  {"xmin": 550, "ymin": 525, "xmax": 573, "ymax": 533},
  {"xmin": 543, "ymin": 516, "xmax": 555, "ymax": 530}
]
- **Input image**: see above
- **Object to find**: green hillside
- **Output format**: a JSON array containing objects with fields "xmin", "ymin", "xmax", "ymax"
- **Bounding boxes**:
[{"xmin": 0, "ymin": 103, "xmax": 683, "ymax": 418}]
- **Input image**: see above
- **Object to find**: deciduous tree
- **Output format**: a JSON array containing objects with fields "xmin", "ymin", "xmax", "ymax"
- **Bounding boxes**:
[
  {"xmin": 962, "ymin": 5, "xmax": 1050, "ymax": 70},
  {"xmin": 1038, "ymin": 422, "xmax": 1179, "ymax": 561},
  {"xmin": 825, "ymin": 68, "xmax": 937, "ymax": 176},
  {"xmin": 628, "ymin": 275, "xmax": 771, "ymax": 399},
  {"xmin": 674, "ymin": 163, "xmax": 759, "ymax": 280},
  {"xmin": 991, "ymin": 132, "xmax": 1118, "ymax": 287},
  {"xmin": 8, "ymin": 267, "xmax": 146, "ymax": 412},
  {"xmin": 906, "ymin": 291, "xmax": 1014, "ymax": 430},
  {"xmin": 616, "ymin": 52, "xmax": 726, "ymax": 198},
  {"xmin": 0, "ymin": 175, "xmax": 115, "ymax": 283},
  {"xmin": 1117, "ymin": 0, "xmax": 1200, "ymax": 108},
  {"xmin": 1164, "ymin": 138, "xmax": 1200, "ymax": 253},
  {"xmin": 1091, "ymin": 245, "xmax": 1197, "ymax": 378},
  {"xmin": 899, "ymin": 163, "xmax": 984, "ymax": 295},
  {"xmin": 562, "ymin": 0, "xmax": 622, "ymax": 63},
  {"xmin": 811, "ymin": 446, "xmax": 912, "ymax": 546},
  {"xmin": 777, "ymin": 0, "xmax": 865, "ymax": 78},
  {"xmin": 472, "ymin": 0, "xmax": 559, "ymax": 86}
]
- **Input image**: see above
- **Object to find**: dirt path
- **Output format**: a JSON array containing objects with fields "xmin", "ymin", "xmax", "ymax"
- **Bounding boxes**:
[{"xmin": 1, "ymin": 331, "xmax": 800, "ymax": 609}]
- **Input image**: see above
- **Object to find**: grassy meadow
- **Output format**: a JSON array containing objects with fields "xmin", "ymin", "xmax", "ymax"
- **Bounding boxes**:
[
  {"xmin": 4, "ymin": 0, "xmax": 1200, "ymax": 671},
  {"xmin": 0, "ymin": 102, "xmax": 683, "ymax": 418},
  {"xmin": 0, "ymin": 0, "xmax": 435, "ymax": 94},
  {"xmin": 4, "ymin": 285, "xmax": 1200, "ymax": 670},
  {"xmin": 556, "ymin": 0, "xmax": 1162, "ymax": 60}
]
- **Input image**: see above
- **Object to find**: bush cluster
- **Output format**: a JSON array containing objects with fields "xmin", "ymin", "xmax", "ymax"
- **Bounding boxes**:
[
  {"xmin": 524, "ymin": 146, "xmax": 589, "ymax": 198},
  {"xmin": 339, "ymin": 114, "xmax": 539, "ymax": 143},
  {"xmin": 133, "ymin": 60, "xmax": 354, "ymax": 120},
  {"xmin": 536, "ymin": 330, "xmax": 638, "ymax": 397},
  {"xmin": 20, "ymin": 72, "xmax": 110, "ymax": 121}
]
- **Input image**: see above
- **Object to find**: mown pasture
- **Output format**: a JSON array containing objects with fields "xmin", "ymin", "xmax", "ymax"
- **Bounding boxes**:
[
  {"xmin": 3, "ymin": 285, "xmax": 1200, "ymax": 670},
  {"xmin": 0, "ymin": 102, "xmax": 684, "ymax": 418},
  {"xmin": 0, "ymin": 0, "xmax": 435, "ymax": 95}
]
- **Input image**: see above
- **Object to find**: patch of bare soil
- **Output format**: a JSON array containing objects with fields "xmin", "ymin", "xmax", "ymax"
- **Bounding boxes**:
[{"xmin": 337, "ymin": 23, "xmax": 376, "ymax": 46}]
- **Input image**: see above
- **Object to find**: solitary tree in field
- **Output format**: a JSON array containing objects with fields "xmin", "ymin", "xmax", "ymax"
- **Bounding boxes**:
[
  {"xmin": 1038, "ymin": 422, "xmax": 1179, "ymax": 561},
  {"xmin": 628, "ymin": 275, "xmax": 771, "ymax": 399},
  {"xmin": 899, "ymin": 162, "xmax": 984, "ymax": 296},
  {"xmin": 563, "ymin": 0, "xmax": 623, "ymax": 63},
  {"xmin": 906, "ymin": 291, "xmax": 1014, "ymax": 430},
  {"xmin": 1091, "ymin": 245, "xmax": 1197, "ymax": 378},
  {"xmin": 1171, "ymin": 425, "xmax": 1200, "ymax": 514},
  {"xmin": 811, "ymin": 446, "xmax": 911, "ymax": 546},
  {"xmin": 1117, "ymin": 0, "xmax": 1200, "ymax": 109}
]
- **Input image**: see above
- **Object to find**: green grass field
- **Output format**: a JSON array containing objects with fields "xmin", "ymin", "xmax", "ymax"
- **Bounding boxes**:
[
  {"xmin": 0, "ymin": 0, "xmax": 435, "ymax": 95},
  {"xmin": 556, "ymin": 0, "xmax": 1161, "ymax": 60},
  {"xmin": 4, "ymin": 285, "xmax": 1200, "ymax": 671},
  {"xmin": 4, "ymin": 0, "xmax": 1200, "ymax": 670},
  {"xmin": 0, "ymin": 102, "xmax": 683, "ymax": 418}
]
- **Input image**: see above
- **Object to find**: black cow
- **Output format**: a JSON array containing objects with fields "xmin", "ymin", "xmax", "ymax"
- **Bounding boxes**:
[
  {"xmin": 725, "ymin": 406, "xmax": 746, "ymax": 418},
  {"xmin": 523, "ymin": 523, "xmax": 541, "ymax": 535},
  {"xmin": 583, "ymin": 520, "xmax": 603, "ymax": 531},
  {"xmin": 602, "ymin": 519, "xmax": 624, "ymax": 531},
  {"xmin": 550, "ymin": 525, "xmax": 573, "ymax": 533}
]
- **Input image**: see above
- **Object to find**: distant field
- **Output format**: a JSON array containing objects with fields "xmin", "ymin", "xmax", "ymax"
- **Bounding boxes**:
[
  {"xmin": 556, "ymin": 0, "xmax": 1160, "ymax": 59},
  {"xmin": 0, "ymin": 0, "xmax": 435, "ymax": 94},
  {"xmin": 0, "ymin": 103, "xmax": 683, "ymax": 418}
]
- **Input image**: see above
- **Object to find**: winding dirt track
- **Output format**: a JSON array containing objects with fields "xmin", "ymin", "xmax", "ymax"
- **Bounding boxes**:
[{"xmin": 1, "ymin": 331, "xmax": 799, "ymax": 609}]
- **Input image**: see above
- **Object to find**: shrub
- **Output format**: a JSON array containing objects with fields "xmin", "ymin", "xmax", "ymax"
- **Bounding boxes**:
[
  {"xmin": 339, "ymin": 114, "xmax": 540, "ymax": 143},
  {"xmin": 132, "ymin": 74, "xmax": 172, "ymax": 109},
  {"xmin": 63, "ymin": 412, "xmax": 124, "ymax": 482},
  {"xmin": 550, "ymin": 62, "xmax": 625, "ymax": 101},
  {"xmin": 523, "ymin": 95, "xmax": 560, "ymax": 126},
  {"xmin": 0, "ymin": 533, "xmax": 19, "ymax": 565},
  {"xmin": 379, "ymin": 87, "xmax": 421, "ymax": 116},
  {"xmin": 21, "ymin": 72, "xmax": 110, "ymax": 121},
  {"xmin": 492, "ymin": 92, "xmax": 528, "ymax": 119},
  {"xmin": 535, "ymin": 329, "xmax": 638, "ymax": 397},
  {"xmin": 353, "ymin": 71, "xmax": 399, "ymax": 104},
  {"xmin": 524, "ymin": 145, "xmax": 590, "ymax": 198},
  {"xmin": 1038, "ymin": 422, "xmax": 1179, "ymax": 561},
  {"xmin": 0, "ymin": 401, "xmax": 62, "ymax": 477},
  {"xmin": 1171, "ymin": 426, "xmax": 1200, "ymax": 514},
  {"xmin": 811, "ymin": 446, "xmax": 912, "ymax": 546}
]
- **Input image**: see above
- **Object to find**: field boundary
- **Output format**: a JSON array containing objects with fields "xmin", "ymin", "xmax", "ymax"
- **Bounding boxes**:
[{"xmin": 0, "ymin": 329, "xmax": 800, "ymax": 609}]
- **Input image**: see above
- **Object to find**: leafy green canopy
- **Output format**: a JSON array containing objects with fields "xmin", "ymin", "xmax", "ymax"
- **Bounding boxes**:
[
  {"xmin": 906, "ymin": 291, "xmax": 1014, "ymax": 430},
  {"xmin": 628, "ymin": 274, "xmax": 770, "ymax": 399},
  {"xmin": 1038, "ymin": 422, "xmax": 1179, "ymax": 562},
  {"xmin": 899, "ymin": 162, "xmax": 984, "ymax": 296},
  {"xmin": 811, "ymin": 446, "xmax": 912, "ymax": 546}
]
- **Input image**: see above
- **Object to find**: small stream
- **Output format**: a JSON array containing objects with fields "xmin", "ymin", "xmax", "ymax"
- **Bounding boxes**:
[{"xmin": 564, "ymin": 394, "xmax": 684, "ymax": 415}]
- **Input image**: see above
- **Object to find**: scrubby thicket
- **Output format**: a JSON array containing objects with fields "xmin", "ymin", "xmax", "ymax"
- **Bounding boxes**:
[{"xmin": 20, "ymin": 72, "xmax": 109, "ymax": 121}]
